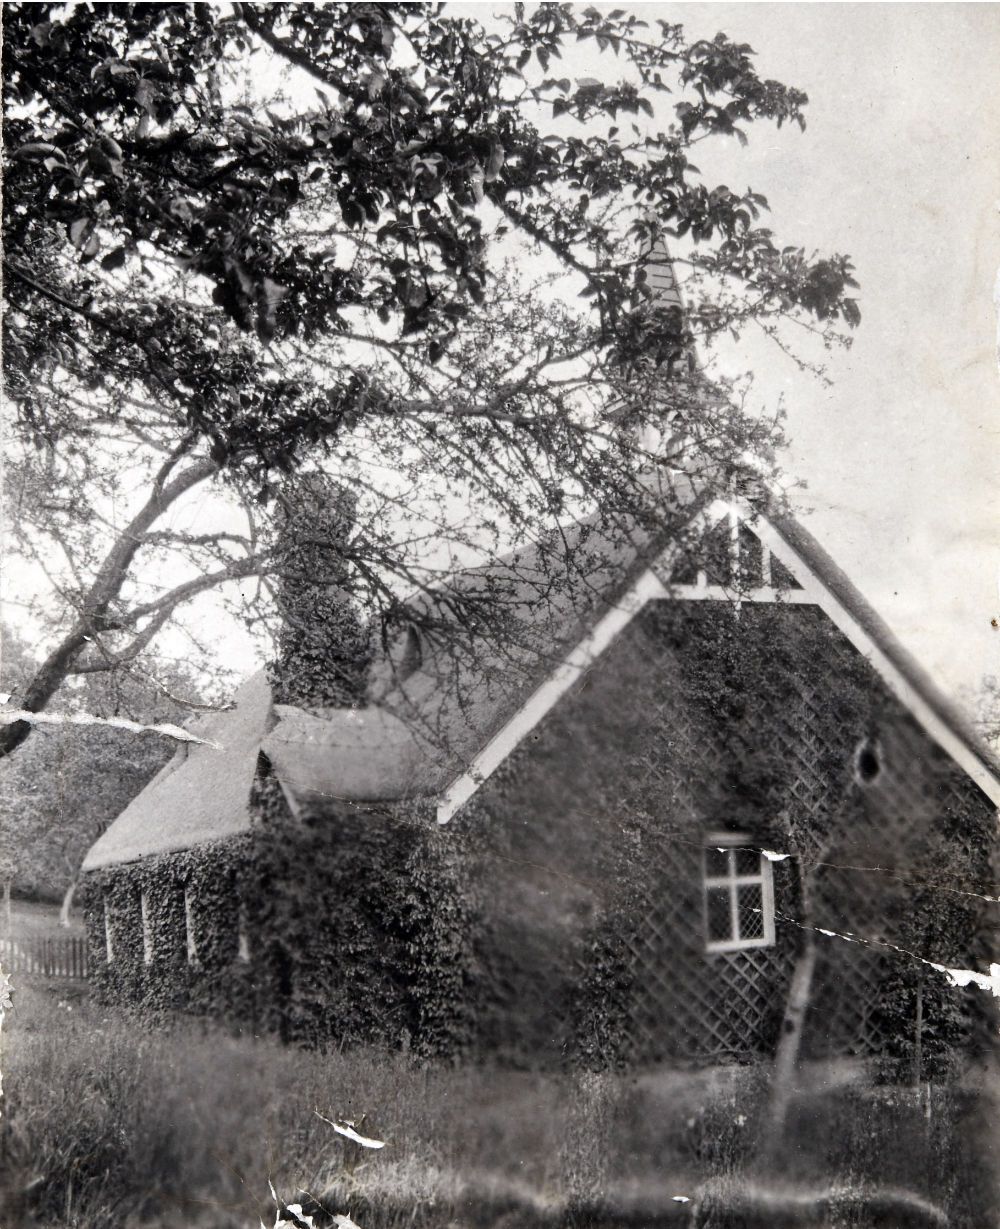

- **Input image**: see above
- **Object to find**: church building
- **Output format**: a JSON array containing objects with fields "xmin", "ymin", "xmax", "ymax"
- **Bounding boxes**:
[
  {"xmin": 81, "ymin": 480, "xmax": 999, "ymax": 1070},
  {"xmin": 81, "ymin": 248, "xmax": 998, "ymax": 1072}
]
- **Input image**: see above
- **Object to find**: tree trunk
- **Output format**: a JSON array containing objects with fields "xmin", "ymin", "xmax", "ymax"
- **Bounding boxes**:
[
  {"xmin": 759, "ymin": 861, "xmax": 822, "ymax": 1167},
  {"xmin": 0, "ymin": 457, "xmax": 217, "ymax": 760},
  {"xmin": 761, "ymin": 929, "xmax": 818, "ymax": 1159},
  {"xmin": 60, "ymin": 876, "xmax": 77, "ymax": 929},
  {"xmin": 2, "ymin": 880, "xmax": 11, "ymax": 935},
  {"xmin": 0, "ymin": 625, "xmax": 95, "ymax": 757}
]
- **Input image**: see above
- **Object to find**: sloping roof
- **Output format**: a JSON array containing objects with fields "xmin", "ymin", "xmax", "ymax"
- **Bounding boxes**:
[
  {"xmin": 766, "ymin": 507, "xmax": 1000, "ymax": 791},
  {"xmin": 81, "ymin": 672, "xmax": 272, "ymax": 870},
  {"xmin": 85, "ymin": 483, "xmax": 1000, "ymax": 869},
  {"xmin": 271, "ymin": 469, "xmax": 709, "ymax": 808},
  {"xmin": 261, "ymin": 703, "xmax": 427, "ymax": 803},
  {"xmin": 83, "ymin": 482, "xmax": 1000, "ymax": 870}
]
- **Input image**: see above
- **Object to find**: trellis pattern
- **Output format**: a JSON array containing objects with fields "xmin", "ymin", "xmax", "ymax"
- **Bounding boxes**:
[
  {"xmin": 595, "ymin": 603, "xmax": 797, "ymax": 1064},
  {"xmin": 571, "ymin": 595, "xmax": 993, "ymax": 1068},
  {"xmin": 623, "ymin": 879, "xmax": 791, "ymax": 1062},
  {"xmin": 802, "ymin": 865, "xmax": 893, "ymax": 1058}
]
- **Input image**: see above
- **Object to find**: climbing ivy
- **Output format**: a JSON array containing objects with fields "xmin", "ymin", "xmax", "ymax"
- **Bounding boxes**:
[
  {"xmin": 83, "ymin": 835, "xmax": 258, "ymax": 1025},
  {"xmin": 84, "ymin": 600, "xmax": 995, "ymax": 1074}
]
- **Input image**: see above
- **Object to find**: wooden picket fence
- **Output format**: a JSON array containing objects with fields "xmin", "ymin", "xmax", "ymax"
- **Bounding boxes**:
[{"xmin": 0, "ymin": 934, "xmax": 89, "ymax": 979}]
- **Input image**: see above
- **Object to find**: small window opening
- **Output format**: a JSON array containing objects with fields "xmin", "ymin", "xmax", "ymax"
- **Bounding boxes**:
[
  {"xmin": 397, "ymin": 623, "xmax": 423, "ymax": 681},
  {"xmin": 140, "ymin": 890, "xmax": 153, "ymax": 964},
  {"xmin": 184, "ymin": 888, "xmax": 198, "ymax": 964},
  {"xmin": 103, "ymin": 897, "xmax": 114, "ymax": 963},
  {"xmin": 855, "ymin": 738, "xmax": 881, "ymax": 785},
  {"xmin": 237, "ymin": 903, "xmax": 251, "ymax": 964},
  {"xmin": 703, "ymin": 834, "xmax": 776, "ymax": 952}
]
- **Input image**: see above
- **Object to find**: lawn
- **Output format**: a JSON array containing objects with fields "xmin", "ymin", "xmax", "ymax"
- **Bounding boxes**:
[
  {"xmin": 1, "ymin": 976, "xmax": 996, "ymax": 1228},
  {"xmin": 4, "ymin": 897, "xmax": 85, "ymax": 940}
]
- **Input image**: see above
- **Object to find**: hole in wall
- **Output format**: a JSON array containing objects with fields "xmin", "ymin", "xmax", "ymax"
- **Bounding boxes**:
[{"xmin": 854, "ymin": 737, "xmax": 881, "ymax": 785}]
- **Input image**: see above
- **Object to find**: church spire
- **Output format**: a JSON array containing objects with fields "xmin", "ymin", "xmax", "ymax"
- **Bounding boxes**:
[
  {"xmin": 642, "ymin": 231, "xmax": 687, "ymax": 316},
  {"xmin": 606, "ymin": 225, "xmax": 707, "ymax": 462},
  {"xmin": 635, "ymin": 228, "xmax": 699, "ymax": 376}
]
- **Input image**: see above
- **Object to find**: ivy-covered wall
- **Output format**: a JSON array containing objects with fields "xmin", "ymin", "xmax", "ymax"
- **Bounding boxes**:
[
  {"xmin": 83, "ymin": 834, "xmax": 260, "ymax": 1025},
  {"xmin": 84, "ymin": 595, "xmax": 995, "ymax": 1076},
  {"xmin": 83, "ymin": 769, "xmax": 474, "ymax": 1057},
  {"xmin": 246, "ymin": 768, "xmax": 473, "ymax": 1054},
  {"xmin": 450, "ymin": 599, "xmax": 996, "ymax": 1072}
]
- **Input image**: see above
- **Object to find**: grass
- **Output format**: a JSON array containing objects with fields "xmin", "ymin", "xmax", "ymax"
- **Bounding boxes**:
[
  {"xmin": 1, "ymin": 978, "xmax": 996, "ymax": 1228},
  {"xmin": 4, "ymin": 897, "xmax": 85, "ymax": 940}
]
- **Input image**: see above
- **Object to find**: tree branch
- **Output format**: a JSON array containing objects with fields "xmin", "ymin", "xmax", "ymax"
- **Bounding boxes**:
[{"xmin": 118, "ymin": 557, "xmax": 265, "ymax": 627}]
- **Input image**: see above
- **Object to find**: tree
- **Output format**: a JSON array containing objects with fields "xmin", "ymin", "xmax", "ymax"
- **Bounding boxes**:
[
  {"xmin": 1, "ymin": 2, "xmax": 860, "ymax": 757},
  {"xmin": 0, "ymin": 623, "xmax": 211, "ymax": 926}
]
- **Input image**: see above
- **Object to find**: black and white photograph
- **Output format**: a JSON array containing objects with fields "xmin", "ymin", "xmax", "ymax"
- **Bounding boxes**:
[{"xmin": 1, "ymin": 4, "xmax": 998, "ymax": 1227}]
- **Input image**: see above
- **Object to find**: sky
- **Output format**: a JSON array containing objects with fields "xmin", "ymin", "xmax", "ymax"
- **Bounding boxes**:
[
  {"xmin": 456, "ymin": 3, "xmax": 1000, "ymax": 711},
  {"xmin": 5, "ymin": 3, "xmax": 999, "ymax": 722},
  {"xmin": 651, "ymin": 2, "xmax": 1000, "ymax": 711}
]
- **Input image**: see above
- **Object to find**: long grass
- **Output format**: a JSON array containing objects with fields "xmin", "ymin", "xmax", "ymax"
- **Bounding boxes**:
[{"xmin": 2, "ymin": 979, "xmax": 996, "ymax": 1228}]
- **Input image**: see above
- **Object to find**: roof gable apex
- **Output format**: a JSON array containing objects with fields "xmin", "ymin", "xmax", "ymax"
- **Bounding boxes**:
[{"xmin": 436, "ymin": 502, "xmax": 1000, "ymax": 822}]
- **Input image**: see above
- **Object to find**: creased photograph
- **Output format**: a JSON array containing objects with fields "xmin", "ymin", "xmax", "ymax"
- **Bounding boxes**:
[{"xmin": 1, "ymin": 4, "xmax": 998, "ymax": 1228}]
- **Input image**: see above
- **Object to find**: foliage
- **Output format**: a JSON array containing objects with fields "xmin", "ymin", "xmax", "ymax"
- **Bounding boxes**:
[
  {"xmin": 82, "ymin": 592, "xmax": 994, "ymax": 1070},
  {"xmin": 4, "ymin": 2, "xmax": 859, "ymax": 436},
  {"xmin": 1, "ymin": 1, "xmax": 859, "ymax": 753},
  {"xmin": 85, "ymin": 835, "xmax": 242, "ymax": 996},
  {"xmin": 84, "ymin": 780, "xmax": 474, "ymax": 1057},
  {"xmin": 0, "ymin": 724, "xmax": 167, "ymax": 901},
  {"xmin": 268, "ymin": 474, "xmax": 372, "ymax": 709},
  {"xmin": 0, "ymin": 623, "xmax": 212, "ymax": 899}
]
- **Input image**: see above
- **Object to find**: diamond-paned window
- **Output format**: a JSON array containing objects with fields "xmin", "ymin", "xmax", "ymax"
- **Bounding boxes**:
[{"xmin": 703, "ymin": 836, "xmax": 776, "ymax": 952}]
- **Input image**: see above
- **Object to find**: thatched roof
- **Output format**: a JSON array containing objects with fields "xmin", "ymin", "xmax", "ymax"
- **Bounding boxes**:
[
  {"xmin": 84, "ymin": 480, "xmax": 1000, "ymax": 869},
  {"xmin": 81, "ymin": 672, "xmax": 272, "ymax": 871}
]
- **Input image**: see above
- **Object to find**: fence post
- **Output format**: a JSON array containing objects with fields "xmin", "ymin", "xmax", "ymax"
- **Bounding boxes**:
[
  {"xmin": 0, "ymin": 935, "xmax": 89, "ymax": 980},
  {"xmin": 913, "ymin": 976, "xmax": 923, "ymax": 1099}
]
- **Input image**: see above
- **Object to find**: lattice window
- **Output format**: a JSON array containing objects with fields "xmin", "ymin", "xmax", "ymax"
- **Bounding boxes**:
[{"xmin": 703, "ymin": 835, "xmax": 775, "ymax": 952}]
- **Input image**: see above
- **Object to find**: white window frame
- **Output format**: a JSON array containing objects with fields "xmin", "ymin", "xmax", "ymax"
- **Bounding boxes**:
[
  {"xmin": 184, "ymin": 888, "xmax": 198, "ymax": 965},
  {"xmin": 103, "ymin": 896, "xmax": 114, "ymax": 963},
  {"xmin": 140, "ymin": 889, "xmax": 154, "ymax": 964},
  {"xmin": 703, "ymin": 832, "xmax": 776, "ymax": 953},
  {"xmin": 236, "ymin": 902, "xmax": 251, "ymax": 964}
]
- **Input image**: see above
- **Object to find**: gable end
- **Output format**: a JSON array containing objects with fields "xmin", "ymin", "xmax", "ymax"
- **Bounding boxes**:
[{"xmin": 437, "ymin": 503, "xmax": 1000, "ymax": 822}]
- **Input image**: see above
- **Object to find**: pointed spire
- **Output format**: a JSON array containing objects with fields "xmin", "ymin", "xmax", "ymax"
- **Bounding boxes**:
[
  {"xmin": 637, "ymin": 227, "xmax": 699, "ymax": 374},
  {"xmin": 642, "ymin": 232, "xmax": 687, "ymax": 316}
]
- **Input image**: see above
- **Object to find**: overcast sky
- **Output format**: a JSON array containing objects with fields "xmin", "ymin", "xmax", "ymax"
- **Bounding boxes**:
[
  {"xmin": 446, "ymin": 1, "xmax": 1000, "ymax": 712},
  {"xmin": 7, "ymin": 3, "xmax": 999, "ymax": 719},
  {"xmin": 656, "ymin": 2, "xmax": 1000, "ymax": 710}
]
